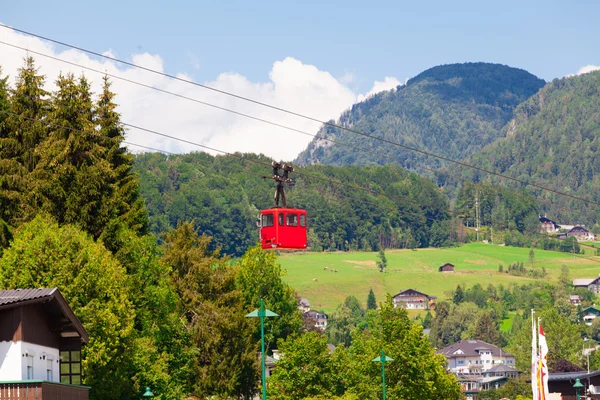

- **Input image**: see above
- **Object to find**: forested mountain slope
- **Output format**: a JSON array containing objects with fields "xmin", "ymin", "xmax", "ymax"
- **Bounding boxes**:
[
  {"xmin": 295, "ymin": 63, "xmax": 545, "ymax": 172},
  {"xmin": 456, "ymin": 71, "xmax": 600, "ymax": 228},
  {"xmin": 134, "ymin": 152, "xmax": 455, "ymax": 256}
]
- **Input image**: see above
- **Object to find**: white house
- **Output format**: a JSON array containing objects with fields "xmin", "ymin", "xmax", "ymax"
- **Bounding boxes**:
[
  {"xmin": 0, "ymin": 288, "xmax": 89, "ymax": 399},
  {"xmin": 438, "ymin": 340, "xmax": 516, "ymax": 374},
  {"xmin": 303, "ymin": 310, "xmax": 328, "ymax": 330}
]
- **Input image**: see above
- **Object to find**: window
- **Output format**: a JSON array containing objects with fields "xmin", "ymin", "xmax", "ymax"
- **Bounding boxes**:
[
  {"xmin": 300, "ymin": 214, "xmax": 306, "ymax": 227},
  {"xmin": 286, "ymin": 213, "xmax": 298, "ymax": 226},
  {"xmin": 26, "ymin": 355, "xmax": 34, "ymax": 379},
  {"xmin": 47, "ymin": 359, "xmax": 53, "ymax": 381},
  {"xmin": 278, "ymin": 213, "xmax": 284, "ymax": 226},
  {"xmin": 60, "ymin": 350, "xmax": 81, "ymax": 385},
  {"xmin": 261, "ymin": 214, "xmax": 274, "ymax": 227}
]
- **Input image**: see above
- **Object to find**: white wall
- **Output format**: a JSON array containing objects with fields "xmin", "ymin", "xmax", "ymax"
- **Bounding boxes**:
[{"xmin": 0, "ymin": 341, "xmax": 60, "ymax": 382}]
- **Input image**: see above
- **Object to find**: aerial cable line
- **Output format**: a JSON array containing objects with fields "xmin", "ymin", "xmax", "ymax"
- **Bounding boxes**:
[
  {"xmin": 1, "ymin": 24, "xmax": 598, "ymax": 209},
  {"xmin": 0, "ymin": 110, "xmax": 455, "ymax": 224},
  {"xmin": 0, "ymin": 40, "xmax": 583, "ymax": 217},
  {"xmin": 6, "ymin": 110, "xmax": 600, "ymax": 264}
]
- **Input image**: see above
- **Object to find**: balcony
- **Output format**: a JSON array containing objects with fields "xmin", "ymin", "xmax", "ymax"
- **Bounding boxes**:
[{"xmin": 0, "ymin": 380, "xmax": 89, "ymax": 400}]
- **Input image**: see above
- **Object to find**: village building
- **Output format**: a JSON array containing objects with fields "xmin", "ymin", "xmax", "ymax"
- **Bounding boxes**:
[
  {"xmin": 539, "ymin": 215, "xmax": 560, "ymax": 233},
  {"xmin": 570, "ymin": 295, "xmax": 582, "ymax": 306},
  {"xmin": 438, "ymin": 340, "xmax": 519, "ymax": 400},
  {"xmin": 0, "ymin": 288, "xmax": 89, "ymax": 399},
  {"xmin": 547, "ymin": 370, "xmax": 600, "ymax": 398},
  {"xmin": 439, "ymin": 263, "xmax": 455, "ymax": 272},
  {"xmin": 582, "ymin": 306, "xmax": 600, "ymax": 326},
  {"xmin": 567, "ymin": 225, "xmax": 596, "ymax": 241},
  {"xmin": 438, "ymin": 340, "xmax": 517, "ymax": 375},
  {"xmin": 392, "ymin": 289, "xmax": 436, "ymax": 310},
  {"xmin": 573, "ymin": 276, "xmax": 600, "ymax": 295},
  {"xmin": 303, "ymin": 310, "xmax": 328, "ymax": 330},
  {"xmin": 298, "ymin": 297, "xmax": 311, "ymax": 313}
]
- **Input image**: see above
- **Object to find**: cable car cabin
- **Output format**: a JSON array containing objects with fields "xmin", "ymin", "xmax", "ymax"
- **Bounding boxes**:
[{"xmin": 260, "ymin": 208, "xmax": 307, "ymax": 250}]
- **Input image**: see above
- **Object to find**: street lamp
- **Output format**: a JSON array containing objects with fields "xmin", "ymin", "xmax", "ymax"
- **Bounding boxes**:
[
  {"xmin": 142, "ymin": 387, "xmax": 154, "ymax": 398},
  {"xmin": 246, "ymin": 298, "xmax": 279, "ymax": 400},
  {"xmin": 372, "ymin": 350, "xmax": 393, "ymax": 400},
  {"xmin": 573, "ymin": 378, "xmax": 584, "ymax": 400}
]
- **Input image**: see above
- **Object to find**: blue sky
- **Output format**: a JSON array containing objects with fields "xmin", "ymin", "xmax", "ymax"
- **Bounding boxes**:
[
  {"xmin": 3, "ymin": 0, "xmax": 599, "ymax": 90},
  {"xmin": 1, "ymin": 1, "xmax": 599, "ymax": 159}
]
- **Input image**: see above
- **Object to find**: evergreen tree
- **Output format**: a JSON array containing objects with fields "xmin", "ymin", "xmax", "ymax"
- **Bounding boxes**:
[
  {"xmin": 453, "ymin": 284, "xmax": 464, "ymax": 304},
  {"xmin": 161, "ymin": 222, "xmax": 258, "ymax": 398},
  {"xmin": 0, "ymin": 58, "xmax": 49, "ymax": 225},
  {"xmin": 367, "ymin": 288, "xmax": 377, "ymax": 310},
  {"xmin": 377, "ymin": 248, "xmax": 387, "ymax": 272},
  {"xmin": 422, "ymin": 311, "xmax": 433, "ymax": 329},
  {"xmin": 96, "ymin": 75, "xmax": 148, "ymax": 246}
]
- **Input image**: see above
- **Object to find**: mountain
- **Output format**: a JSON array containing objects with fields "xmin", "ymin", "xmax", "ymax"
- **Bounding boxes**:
[
  {"xmin": 294, "ymin": 62, "xmax": 545, "ymax": 174},
  {"xmin": 456, "ymin": 70, "xmax": 600, "ymax": 229}
]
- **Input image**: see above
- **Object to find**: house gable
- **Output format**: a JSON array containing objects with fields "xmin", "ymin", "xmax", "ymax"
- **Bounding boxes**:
[{"xmin": 394, "ymin": 289, "xmax": 429, "ymax": 298}]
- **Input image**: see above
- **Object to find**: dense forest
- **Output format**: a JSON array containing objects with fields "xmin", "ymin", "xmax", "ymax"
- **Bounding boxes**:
[
  {"xmin": 295, "ymin": 62, "xmax": 545, "ymax": 176},
  {"xmin": 134, "ymin": 152, "xmax": 457, "ymax": 255},
  {"xmin": 456, "ymin": 70, "xmax": 600, "ymax": 228}
]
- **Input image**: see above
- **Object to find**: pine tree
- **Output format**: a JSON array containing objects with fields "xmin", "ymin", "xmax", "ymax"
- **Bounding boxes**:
[
  {"xmin": 0, "ymin": 58, "xmax": 49, "ymax": 225},
  {"xmin": 96, "ymin": 75, "xmax": 148, "ymax": 243},
  {"xmin": 453, "ymin": 284, "xmax": 464, "ymax": 304},
  {"xmin": 31, "ymin": 73, "xmax": 114, "ymax": 238},
  {"xmin": 377, "ymin": 247, "xmax": 387, "ymax": 272},
  {"xmin": 367, "ymin": 288, "xmax": 377, "ymax": 310}
]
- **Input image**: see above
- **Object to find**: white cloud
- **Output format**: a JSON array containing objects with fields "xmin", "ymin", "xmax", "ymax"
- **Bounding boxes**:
[
  {"xmin": 0, "ymin": 25, "xmax": 401, "ymax": 161},
  {"xmin": 575, "ymin": 65, "xmax": 600, "ymax": 76},
  {"xmin": 356, "ymin": 77, "xmax": 402, "ymax": 103}
]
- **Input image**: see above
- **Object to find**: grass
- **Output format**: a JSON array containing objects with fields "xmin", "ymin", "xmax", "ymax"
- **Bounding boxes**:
[{"xmin": 278, "ymin": 243, "xmax": 600, "ymax": 313}]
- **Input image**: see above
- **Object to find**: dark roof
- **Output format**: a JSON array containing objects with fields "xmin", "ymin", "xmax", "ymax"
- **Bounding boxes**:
[
  {"xmin": 303, "ymin": 310, "xmax": 328, "ymax": 318},
  {"xmin": 0, "ymin": 288, "xmax": 58, "ymax": 305},
  {"xmin": 548, "ymin": 370, "xmax": 600, "ymax": 381},
  {"xmin": 539, "ymin": 216, "xmax": 558, "ymax": 225},
  {"xmin": 568, "ymin": 226, "xmax": 590, "ymax": 234},
  {"xmin": 298, "ymin": 298, "xmax": 310, "ymax": 306},
  {"xmin": 393, "ymin": 289, "xmax": 430, "ymax": 298},
  {"xmin": 0, "ymin": 288, "xmax": 88, "ymax": 343},
  {"xmin": 438, "ymin": 340, "xmax": 513, "ymax": 358},
  {"xmin": 440, "ymin": 263, "xmax": 455, "ymax": 267},
  {"xmin": 487, "ymin": 364, "xmax": 519, "ymax": 373},
  {"xmin": 582, "ymin": 306, "xmax": 600, "ymax": 313}
]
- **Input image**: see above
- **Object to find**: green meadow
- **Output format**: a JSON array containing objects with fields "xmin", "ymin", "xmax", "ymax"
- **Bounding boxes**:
[{"xmin": 278, "ymin": 243, "xmax": 600, "ymax": 313}]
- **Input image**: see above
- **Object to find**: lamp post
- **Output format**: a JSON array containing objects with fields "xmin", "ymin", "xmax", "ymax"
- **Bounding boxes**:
[
  {"xmin": 142, "ymin": 387, "xmax": 154, "ymax": 398},
  {"xmin": 246, "ymin": 298, "xmax": 279, "ymax": 400},
  {"xmin": 573, "ymin": 378, "xmax": 584, "ymax": 400},
  {"xmin": 372, "ymin": 350, "xmax": 393, "ymax": 400}
]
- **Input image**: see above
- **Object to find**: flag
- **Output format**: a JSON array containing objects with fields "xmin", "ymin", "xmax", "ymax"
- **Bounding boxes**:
[
  {"xmin": 531, "ymin": 310, "xmax": 539, "ymax": 400},
  {"xmin": 538, "ymin": 321, "xmax": 549, "ymax": 399}
]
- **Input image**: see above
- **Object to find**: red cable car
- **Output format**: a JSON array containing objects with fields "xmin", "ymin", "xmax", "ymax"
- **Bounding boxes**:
[{"xmin": 259, "ymin": 162, "xmax": 307, "ymax": 250}]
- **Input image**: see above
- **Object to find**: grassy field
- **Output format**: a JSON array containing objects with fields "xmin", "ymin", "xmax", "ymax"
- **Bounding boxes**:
[{"xmin": 278, "ymin": 243, "xmax": 600, "ymax": 313}]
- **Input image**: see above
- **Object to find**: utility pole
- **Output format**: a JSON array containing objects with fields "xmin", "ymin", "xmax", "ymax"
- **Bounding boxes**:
[{"xmin": 475, "ymin": 192, "xmax": 480, "ymax": 242}]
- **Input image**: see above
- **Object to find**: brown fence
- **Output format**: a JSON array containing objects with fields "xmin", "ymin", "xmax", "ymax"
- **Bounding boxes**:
[{"xmin": 0, "ymin": 382, "xmax": 88, "ymax": 400}]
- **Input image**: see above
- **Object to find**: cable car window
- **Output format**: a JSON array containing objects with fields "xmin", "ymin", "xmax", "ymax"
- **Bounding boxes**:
[
  {"xmin": 286, "ymin": 213, "xmax": 298, "ymax": 226},
  {"xmin": 278, "ymin": 213, "xmax": 284, "ymax": 226},
  {"xmin": 262, "ymin": 214, "xmax": 274, "ymax": 227},
  {"xmin": 300, "ymin": 214, "xmax": 306, "ymax": 227}
]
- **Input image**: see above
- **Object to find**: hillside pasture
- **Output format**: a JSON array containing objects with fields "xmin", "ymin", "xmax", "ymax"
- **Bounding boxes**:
[{"xmin": 279, "ymin": 243, "xmax": 600, "ymax": 313}]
